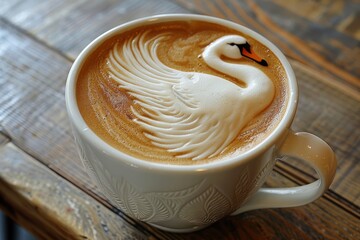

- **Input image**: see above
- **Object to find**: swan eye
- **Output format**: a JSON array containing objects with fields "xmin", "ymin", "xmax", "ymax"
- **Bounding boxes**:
[{"xmin": 227, "ymin": 42, "xmax": 250, "ymax": 52}]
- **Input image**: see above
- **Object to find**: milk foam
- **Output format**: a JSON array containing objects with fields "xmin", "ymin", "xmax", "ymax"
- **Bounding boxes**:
[{"xmin": 106, "ymin": 30, "xmax": 275, "ymax": 160}]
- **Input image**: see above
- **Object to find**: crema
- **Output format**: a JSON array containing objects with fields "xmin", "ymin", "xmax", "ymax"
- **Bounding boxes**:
[{"xmin": 76, "ymin": 20, "xmax": 288, "ymax": 165}]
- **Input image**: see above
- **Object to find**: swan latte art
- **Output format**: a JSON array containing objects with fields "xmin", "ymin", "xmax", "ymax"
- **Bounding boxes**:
[{"xmin": 76, "ymin": 20, "xmax": 289, "ymax": 165}]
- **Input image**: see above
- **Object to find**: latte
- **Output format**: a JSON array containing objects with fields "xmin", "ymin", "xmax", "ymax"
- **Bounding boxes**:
[{"xmin": 76, "ymin": 20, "xmax": 288, "ymax": 165}]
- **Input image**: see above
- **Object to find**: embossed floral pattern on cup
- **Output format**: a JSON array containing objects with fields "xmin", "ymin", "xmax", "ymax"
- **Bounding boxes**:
[{"xmin": 78, "ymin": 152, "xmax": 272, "ymax": 225}]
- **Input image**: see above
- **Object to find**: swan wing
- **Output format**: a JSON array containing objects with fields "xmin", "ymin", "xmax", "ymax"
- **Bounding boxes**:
[
  {"xmin": 108, "ymin": 31, "xmax": 220, "ymax": 159},
  {"xmin": 108, "ymin": 31, "xmax": 199, "ymax": 114}
]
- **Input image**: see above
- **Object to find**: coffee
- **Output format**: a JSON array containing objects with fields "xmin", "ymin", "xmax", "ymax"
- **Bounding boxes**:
[{"xmin": 76, "ymin": 20, "xmax": 288, "ymax": 165}]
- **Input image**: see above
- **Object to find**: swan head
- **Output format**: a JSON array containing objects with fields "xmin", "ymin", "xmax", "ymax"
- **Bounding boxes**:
[{"xmin": 206, "ymin": 35, "xmax": 268, "ymax": 66}]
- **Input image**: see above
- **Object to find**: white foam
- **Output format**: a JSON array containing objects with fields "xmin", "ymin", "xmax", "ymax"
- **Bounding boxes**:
[{"xmin": 107, "ymin": 31, "xmax": 274, "ymax": 160}]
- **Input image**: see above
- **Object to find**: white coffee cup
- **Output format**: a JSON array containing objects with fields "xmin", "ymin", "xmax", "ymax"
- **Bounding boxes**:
[{"xmin": 65, "ymin": 14, "xmax": 337, "ymax": 233}]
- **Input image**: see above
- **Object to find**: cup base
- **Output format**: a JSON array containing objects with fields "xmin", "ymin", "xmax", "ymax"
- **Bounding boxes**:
[{"xmin": 147, "ymin": 222, "xmax": 211, "ymax": 233}]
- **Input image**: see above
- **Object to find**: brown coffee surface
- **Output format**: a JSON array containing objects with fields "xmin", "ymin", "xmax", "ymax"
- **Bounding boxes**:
[{"xmin": 76, "ymin": 20, "xmax": 289, "ymax": 165}]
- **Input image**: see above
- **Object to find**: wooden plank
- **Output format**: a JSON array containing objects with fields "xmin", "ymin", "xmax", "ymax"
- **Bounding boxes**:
[
  {"xmin": 272, "ymin": 0, "xmax": 360, "ymax": 40},
  {"xmin": 0, "ymin": 142, "xmax": 156, "ymax": 240},
  {"xmin": 0, "ymin": 0, "xmax": 189, "ymax": 59},
  {"xmin": 0, "ymin": 18, "xmax": 95, "ymax": 194},
  {"xmin": 275, "ymin": 158, "xmax": 360, "ymax": 219},
  {"xmin": 173, "ymin": 0, "xmax": 360, "ymax": 90},
  {"xmin": 288, "ymin": 60, "xmax": 360, "ymax": 206},
  {"xmin": 0, "ymin": 132, "xmax": 10, "ymax": 146}
]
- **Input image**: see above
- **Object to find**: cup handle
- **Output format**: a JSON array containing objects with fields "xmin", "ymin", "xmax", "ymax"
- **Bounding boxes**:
[{"xmin": 231, "ymin": 131, "xmax": 337, "ymax": 215}]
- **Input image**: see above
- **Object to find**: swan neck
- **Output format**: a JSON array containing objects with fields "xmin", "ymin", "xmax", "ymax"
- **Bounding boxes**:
[{"xmin": 202, "ymin": 47, "xmax": 268, "ymax": 88}]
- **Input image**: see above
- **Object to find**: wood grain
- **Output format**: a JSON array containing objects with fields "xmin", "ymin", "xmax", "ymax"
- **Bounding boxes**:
[
  {"xmin": 0, "ymin": 18, "xmax": 95, "ymax": 192},
  {"xmin": 0, "ymin": 142, "xmax": 155, "ymax": 240},
  {"xmin": 289, "ymin": 61, "xmax": 360, "ymax": 206}
]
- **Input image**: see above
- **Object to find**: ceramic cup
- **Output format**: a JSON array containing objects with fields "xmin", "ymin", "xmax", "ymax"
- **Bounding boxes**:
[{"xmin": 65, "ymin": 14, "xmax": 337, "ymax": 233}]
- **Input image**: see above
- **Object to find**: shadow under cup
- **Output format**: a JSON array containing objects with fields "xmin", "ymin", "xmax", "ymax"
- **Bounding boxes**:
[{"xmin": 65, "ymin": 14, "xmax": 336, "ymax": 233}]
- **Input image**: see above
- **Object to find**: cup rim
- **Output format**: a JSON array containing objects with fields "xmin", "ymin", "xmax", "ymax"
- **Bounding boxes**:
[{"xmin": 65, "ymin": 13, "xmax": 297, "ymax": 172}]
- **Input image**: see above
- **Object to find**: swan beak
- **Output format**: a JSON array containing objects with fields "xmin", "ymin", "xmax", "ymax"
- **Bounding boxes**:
[{"xmin": 239, "ymin": 43, "xmax": 268, "ymax": 66}]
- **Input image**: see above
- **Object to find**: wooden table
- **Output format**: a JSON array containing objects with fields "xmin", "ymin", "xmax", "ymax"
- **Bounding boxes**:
[{"xmin": 0, "ymin": 1, "xmax": 359, "ymax": 239}]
